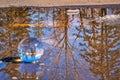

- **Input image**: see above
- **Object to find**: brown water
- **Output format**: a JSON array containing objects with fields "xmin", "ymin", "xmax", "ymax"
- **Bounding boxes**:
[{"xmin": 0, "ymin": 7, "xmax": 120, "ymax": 80}]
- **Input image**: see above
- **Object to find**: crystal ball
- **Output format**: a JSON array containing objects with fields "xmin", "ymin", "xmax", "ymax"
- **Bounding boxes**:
[{"xmin": 18, "ymin": 37, "xmax": 44, "ymax": 62}]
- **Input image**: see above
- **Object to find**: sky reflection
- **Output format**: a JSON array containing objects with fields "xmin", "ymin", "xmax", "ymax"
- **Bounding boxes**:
[{"xmin": 0, "ymin": 7, "xmax": 120, "ymax": 80}]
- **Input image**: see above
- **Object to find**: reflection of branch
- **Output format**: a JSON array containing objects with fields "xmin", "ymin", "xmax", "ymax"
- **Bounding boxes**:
[
  {"xmin": 73, "ymin": 27, "xmax": 81, "ymax": 47},
  {"xmin": 64, "ymin": 26, "xmax": 69, "ymax": 80},
  {"xmin": 68, "ymin": 42, "xmax": 80, "ymax": 79},
  {"xmin": 53, "ymin": 42, "xmax": 64, "ymax": 79},
  {"xmin": 52, "ymin": 8, "xmax": 58, "ymax": 41},
  {"xmin": 73, "ymin": 9, "xmax": 84, "ymax": 47},
  {"xmin": 50, "ymin": 33, "xmax": 65, "ymax": 51},
  {"xmin": 42, "ymin": 33, "xmax": 65, "ymax": 61},
  {"xmin": 68, "ymin": 39, "xmax": 90, "ymax": 79},
  {"xmin": 43, "ymin": 30, "xmax": 64, "ymax": 40}
]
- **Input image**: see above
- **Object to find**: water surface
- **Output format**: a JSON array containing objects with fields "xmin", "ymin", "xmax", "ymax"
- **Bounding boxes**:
[{"xmin": 0, "ymin": 7, "xmax": 120, "ymax": 80}]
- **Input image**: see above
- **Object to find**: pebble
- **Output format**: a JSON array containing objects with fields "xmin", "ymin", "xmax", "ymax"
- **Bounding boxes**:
[{"xmin": 12, "ymin": 77, "xmax": 18, "ymax": 80}]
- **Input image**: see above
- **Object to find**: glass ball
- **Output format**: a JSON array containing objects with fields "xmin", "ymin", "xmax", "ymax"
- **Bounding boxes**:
[{"xmin": 18, "ymin": 37, "xmax": 44, "ymax": 62}]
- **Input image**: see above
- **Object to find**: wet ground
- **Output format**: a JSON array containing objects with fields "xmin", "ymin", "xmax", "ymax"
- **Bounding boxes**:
[{"xmin": 0, "ymin": 7, "xmax": 120, "ymax": 80}]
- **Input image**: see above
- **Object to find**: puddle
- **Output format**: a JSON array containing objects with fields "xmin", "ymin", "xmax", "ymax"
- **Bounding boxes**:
[{"xmin": 0, "ymin": 7, "xmax": 120, "ymax": 80}]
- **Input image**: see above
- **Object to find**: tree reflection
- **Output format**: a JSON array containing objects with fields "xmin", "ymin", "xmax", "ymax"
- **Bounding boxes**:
[
  {"xmin": 0, "ymin": 7, "xmax": 119, "ymax": 80},
  {"xmin": 0, "ymin": 7, "xmax": 30, "ymax": 79},
  {"xmin": 41, "ymin": 8, "xmax": 93, "ymax": 80},
  {"xmin": 76, "ymin": 8, "xmax": 120, "ymax": 80},
  {"xmin": 0, "ymin": 8, "xmax": 30, "ymax": 58}
]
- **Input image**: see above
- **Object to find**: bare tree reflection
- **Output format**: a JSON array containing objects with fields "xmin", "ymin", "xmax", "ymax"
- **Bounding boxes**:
[
  {"xmin": 0, "ymin": 7, "xmax": 119, "ymax": 80},
  {"xmin": 41, "ymin": 8, "xmax": 94, "ymax": 80},
  {"xmin": 0, "ymin": 8, "xmax": 30, "ymax": 58},
  {"xmin": 75, "ymin": 8, "xmax": 120, "ymax": 80}
]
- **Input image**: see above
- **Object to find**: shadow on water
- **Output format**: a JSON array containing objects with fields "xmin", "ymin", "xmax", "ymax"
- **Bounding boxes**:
[
  {"xmin": 1, "ymin": 56, "xmax": 22, "ymax": 63},
  {"xmin": 0, "ymin": 7, "xmax": 120, "ymax": 80}
]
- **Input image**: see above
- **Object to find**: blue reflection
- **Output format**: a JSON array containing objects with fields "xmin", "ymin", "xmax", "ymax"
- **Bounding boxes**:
[
  {"xmin": 19, "ymin": 63, "xmax": 43, "ymax": 74},
  {"xmin": 0, "ymin": 61, "xmax": 6, "ymax": 69}
]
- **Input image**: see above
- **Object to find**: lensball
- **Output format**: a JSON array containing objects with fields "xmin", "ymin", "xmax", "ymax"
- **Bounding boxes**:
[{"xmin": 18, "ymin": 37, "xmax": 44, "ymax": 62}]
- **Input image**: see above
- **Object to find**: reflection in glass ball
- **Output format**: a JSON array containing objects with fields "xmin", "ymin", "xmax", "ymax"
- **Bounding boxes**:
[{"xmin": 18, "ymin": 37, "xmax": 44, "ymax": 62}]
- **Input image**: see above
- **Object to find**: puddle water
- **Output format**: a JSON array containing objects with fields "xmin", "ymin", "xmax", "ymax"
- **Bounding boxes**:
[{"xmin": 0, "ymin": 7, "xmax": 120, "ymax": 80}]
